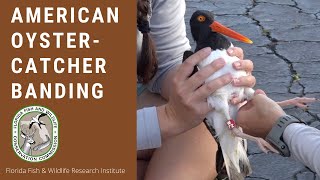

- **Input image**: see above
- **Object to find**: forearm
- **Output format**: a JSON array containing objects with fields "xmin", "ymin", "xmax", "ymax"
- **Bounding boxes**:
[
  {"xmin": 136, "ymin": 105, "xmax": 184, "ymax": 151},
  {"xmin": 283, "ymin": 123, "xmax": 320, "ymax": 175}
]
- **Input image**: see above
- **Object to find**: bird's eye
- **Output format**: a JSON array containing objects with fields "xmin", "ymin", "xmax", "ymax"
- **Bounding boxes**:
[{"xmin": 197, "ymin": 15, "xmax": 206, "ymax": 22}]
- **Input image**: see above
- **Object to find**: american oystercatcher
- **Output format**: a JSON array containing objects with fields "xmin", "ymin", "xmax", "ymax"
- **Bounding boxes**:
[{"xmin": 185, "ymin": 10, "xmax": 278, "ymax": 180}]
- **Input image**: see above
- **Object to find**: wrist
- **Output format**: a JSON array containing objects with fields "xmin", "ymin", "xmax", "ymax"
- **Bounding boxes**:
[
  {"xmin": 259, "ymin": 109, "xmax": 286, "ymax": 138},
  {"xmin": 266, "ymin": 115, "xmax": 305, "ymax": 156},
  {"xmin": 156, "ymin": 104, "xmax": 182, "ymax": 141}
]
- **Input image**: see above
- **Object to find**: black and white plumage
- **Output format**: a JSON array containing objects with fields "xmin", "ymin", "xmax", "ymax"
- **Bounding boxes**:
[
  {"xmin": 187, "ymin": 10, "xmax": 279, "ymax": 180},
  {"xmin": 29, "ymin": 113, "xmax": 47, "ymax": 129}
]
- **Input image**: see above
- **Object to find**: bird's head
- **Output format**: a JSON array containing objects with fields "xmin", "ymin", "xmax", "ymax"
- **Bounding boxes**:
[{"xmin": 190, "ymin": 10, "xmax": 253, "ymax": 44}]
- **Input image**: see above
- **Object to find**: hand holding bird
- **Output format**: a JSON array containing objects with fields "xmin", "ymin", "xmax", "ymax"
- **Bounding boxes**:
[{"xmin": 186, "ymin": 10, "xmax": 318, "ymax": 180}]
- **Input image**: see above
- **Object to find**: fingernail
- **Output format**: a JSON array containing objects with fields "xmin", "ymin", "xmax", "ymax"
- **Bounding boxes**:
[{"xmin": 234, "ymin": 62, "xmax": 241, "ymax": 69}]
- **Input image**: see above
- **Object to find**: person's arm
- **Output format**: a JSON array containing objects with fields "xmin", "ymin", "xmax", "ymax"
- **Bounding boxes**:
[
  {"xmin": 283, "ymin": 123, "xmax": 320, "ymax": 175},
  {"xmin": 237, "ymin": 93, "xmax": 320, "ymax": 175},
  {"xmin": 137, "ymin": 48, "xmax": 232, "ymax": 150},
  {"xmin": 146, "ymin": 0, "xmax": 191, "ymax": 94}
]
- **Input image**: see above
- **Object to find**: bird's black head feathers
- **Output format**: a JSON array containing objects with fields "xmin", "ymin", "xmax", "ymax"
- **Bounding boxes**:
[
  {"xmin": 190, "ymin": 10, "xmax": 215, "ymax": 42},
  {"xmin": 190, "ymin": 10, "xmax": 231, "ymax": 51}
]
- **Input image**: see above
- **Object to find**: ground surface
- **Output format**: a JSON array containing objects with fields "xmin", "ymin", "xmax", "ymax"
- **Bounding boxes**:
[{"xmin": 184, "ymin": 0, "xmax": 320, "ymax": 179}]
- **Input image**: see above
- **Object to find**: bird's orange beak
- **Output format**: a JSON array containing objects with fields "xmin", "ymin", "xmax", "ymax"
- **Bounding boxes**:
[{"xmin": 210, "ymin": 21, "xmax": 253, "ymax": 44}]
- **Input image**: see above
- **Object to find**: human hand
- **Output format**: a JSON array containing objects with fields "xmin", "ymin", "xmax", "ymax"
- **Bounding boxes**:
[
  {"xmin": 277, "ymin": 97, "xmax": 319, "ymax": 109},
  {"xmin": 227, "ymin": 47, "xmax": 256, "ymax": 104},
  {"xmin": 157, "ymin": 47, "xmax": 233, "ymax": 140},
  {"xmin": 236, "ymin": 90, "xmax": 286, "ymax": 138}
]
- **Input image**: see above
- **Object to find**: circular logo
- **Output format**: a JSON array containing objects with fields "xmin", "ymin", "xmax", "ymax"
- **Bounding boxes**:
[{"xmin": 12, "ymin": 105, "xmax": 59, "ymax": 162}]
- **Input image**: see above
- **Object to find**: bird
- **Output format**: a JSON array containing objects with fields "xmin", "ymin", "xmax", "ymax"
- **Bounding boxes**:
[
  {"xmin": 186, "ymin": 10, "xmax": 279, "ymax": 180},
  {"xmin": 29, "ymin": 113, "xmax": 47, "ymax": 129}
]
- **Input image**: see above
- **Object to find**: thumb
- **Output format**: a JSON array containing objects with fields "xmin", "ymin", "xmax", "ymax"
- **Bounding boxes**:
[{"xmin": 254, "ymin": 89, "xmax": 266, "ymax": 96}]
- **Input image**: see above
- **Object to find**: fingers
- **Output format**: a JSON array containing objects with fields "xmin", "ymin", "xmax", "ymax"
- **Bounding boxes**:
[
  {"xmin": 194, "ymin": 74, "xmax": 233, "ymax": 100},
  {"xmin": 176, "ymin": 47, "xmax": 211, "ymax": 81},
  {"xmin": 298, "ymin": 97, "xmax": 318, "ymax": 103},
  {"xmin": 197, "ymin": 101, "xmax": 215, "ymax": 115},
  {"xmin": 227, "ymin": 47, "xmax": 244, "ymax": 60},
  {"xmin": 233, "ymin": 75, "xmax": 256, "ymax": 87},
  {"xmin": 186, "ymin": 58, "xmax": 225, "ymax": 90},
  {"xmin": 233, "ymin": 59, "xmax": 254, "ymax": 72},
  {"xmin": 254, "ymin": 89, "xmax": 266, "ymax": 96},
  {"xmin": 295, "ymin": 103, "xmax": 309, "ymax": 109},
  {"xmin": 277, "ymin": 97, "xmax": 317, "ymax": 108}
]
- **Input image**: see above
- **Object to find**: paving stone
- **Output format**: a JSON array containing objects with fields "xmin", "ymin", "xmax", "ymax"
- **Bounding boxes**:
[
  {"xmin": 310, "ymin": 121, "xmax": 320, "ymax": 130},
  {"xmin": 250, "ymin": 3, "xmax": 319, "ymax": 31},
  {"xmin": 256, "ymin": 0, "xmax": 295, "ymax": 6},
  {"xmin": 250, "ymin": 54, "xmax": 291, "ymax": 79},
  {"xmin": 306, "ymin": 93, "xmax": 320, "ymax": 117},
  {"xmin": 256, "ymin": 82, "xmax": 289, "ymax": 94},
  {"xmin": 247, "ymin": 141, "xmax": 263, "ymax": 155},
  {"xmin": 292, "ymin": 63, "xmax": 319, "ymax": 80},
  {"xmin": 245, "ymin": 178, "xmax": 267, "ymax": 180},
  {"xmin": 296, "ymin": 171, "xmax": 316, "ymax": 180},
  {"xmin": 299, "ymin": 77, "xmax": 320, "ymax": 94},
  {"xmin": 276, "ymin": 42, "xmax": 320, "ymax": 63},
  {"xmin": 228, "ymin": 23, "xmax": 270, "ymax": 46},
  {"xmin": 295, "ymin": 0, "xmax": 320, "ymax": 14},
  {"xmin": 208, "ymin": 0, "xmax": 252, "ymax": 15},
  {"xmin": 250, "ymin": 54, "xmax": 291, "ymax": 94},
  {"xmin": 285, "ymin": 107, "xmax": 316, "ymax": 124},
  {"xmin": 289, "ymin": 82, "xmax": 303, "ymax": 94},
  {"xmin": 215, "ymin": 15, "xmax": 254, "ymax": 27},
  {"xmin": 186, "ymin": 1, "xmax": 218, "ymax": 12},
  {"xmin": 186, "ymin": 0, "xmax": 250, "ymax": 15},
  {"xmin": 248, "ymin": 153, "xmax": 308, "ymax": 179},
  {"xmin": 272, "ymin": 25, "xmax": 320, "ymax": 42}
]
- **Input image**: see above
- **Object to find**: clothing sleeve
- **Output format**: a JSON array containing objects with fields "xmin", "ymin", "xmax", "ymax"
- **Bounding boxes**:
[
  {"xmin": 146, "ymin": 0, "xmax": 191, "ymax": 94},
  {"xmin": 137, "ymin": 107, "xmax": 162, "ymax": 150},
  {"xmin": 283, "ymin": 123, "xmax": 320, "ymax": 175}
]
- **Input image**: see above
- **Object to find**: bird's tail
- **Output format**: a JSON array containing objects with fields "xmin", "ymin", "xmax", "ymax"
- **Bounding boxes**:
[
  {"xmin": 219, "ymin": 130, "xmax": 252, "ymax": 180},
  {"xmin": 211, "ymin": 112, "xmax": 251, "ymax": 180}
]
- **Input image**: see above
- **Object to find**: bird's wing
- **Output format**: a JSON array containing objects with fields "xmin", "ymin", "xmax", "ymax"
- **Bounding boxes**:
[{"xmin": 183, "ymin": 50, "xmax": 194, "ymax": 62}]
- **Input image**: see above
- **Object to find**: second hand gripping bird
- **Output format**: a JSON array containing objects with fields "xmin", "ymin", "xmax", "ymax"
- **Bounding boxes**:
[{"xmin": 185, "ymin": 10, "xmax": 318, "ymax": 180}]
